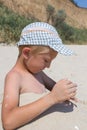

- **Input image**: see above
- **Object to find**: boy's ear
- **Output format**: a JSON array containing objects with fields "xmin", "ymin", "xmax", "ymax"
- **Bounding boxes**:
[{"xmin": 22, "ymin": 47, "xmax": 31, "ymax": 59}]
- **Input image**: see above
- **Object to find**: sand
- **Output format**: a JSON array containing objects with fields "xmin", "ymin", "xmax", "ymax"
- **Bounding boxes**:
[{"xmin": 0, "ymin": 45, "xmax": 87, "ymax": 130}]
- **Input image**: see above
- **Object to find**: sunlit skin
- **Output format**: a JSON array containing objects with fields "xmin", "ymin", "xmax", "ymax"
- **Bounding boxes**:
[
  {"xmin": 2, "ymin": 46, "xmax": 77, "ymax": 130},
  {"xmin": 23, "ymin": 49, "xmax": 58, "ymax": 73}
]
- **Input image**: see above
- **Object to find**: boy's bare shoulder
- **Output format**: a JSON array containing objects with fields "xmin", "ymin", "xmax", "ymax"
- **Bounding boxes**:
[{"xmin": 5, "ymin": 69, "xmax": 22, "ymax": 88}]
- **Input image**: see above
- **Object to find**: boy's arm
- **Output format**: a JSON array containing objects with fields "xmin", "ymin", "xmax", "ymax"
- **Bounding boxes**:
[
  {"xmin": 2, "ymin": 72, "xmax": 77, "ymax": 130},
  {"xmin": 2, "ymin": 72, "xmax": 55, "ymax": 130}
]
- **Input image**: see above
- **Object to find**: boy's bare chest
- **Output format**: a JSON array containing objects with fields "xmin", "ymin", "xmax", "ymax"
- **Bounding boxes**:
[{"xmin": 20, "ymin": 73, "xmax": 46, "ymax": 94}]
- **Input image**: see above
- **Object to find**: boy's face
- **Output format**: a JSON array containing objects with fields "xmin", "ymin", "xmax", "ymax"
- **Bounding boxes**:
[{"xmin": 24, "ymin": 50, "xmax": 58, "ymax": 74}]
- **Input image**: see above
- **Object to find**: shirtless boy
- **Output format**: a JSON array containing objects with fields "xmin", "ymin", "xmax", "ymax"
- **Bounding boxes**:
[{"xmin": 2, "ymin": 22, "xmax": 77, "ymax": 130}]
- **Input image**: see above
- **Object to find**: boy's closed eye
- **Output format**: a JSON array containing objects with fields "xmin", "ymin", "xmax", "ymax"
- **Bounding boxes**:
[{"xmin": 44, "ymin": 59, "xmax": 49, "ymax": 63}]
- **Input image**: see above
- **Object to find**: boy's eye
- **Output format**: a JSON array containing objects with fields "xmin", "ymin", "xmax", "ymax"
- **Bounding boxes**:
[{"xmin": 44, "ymin": 59, "xmax": 48, "ymax": 63}]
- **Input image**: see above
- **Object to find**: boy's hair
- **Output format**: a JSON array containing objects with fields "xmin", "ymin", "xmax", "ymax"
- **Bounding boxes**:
[{"xmin": 18, "ymin": 45, "xmax": 52, "ymax": 57}]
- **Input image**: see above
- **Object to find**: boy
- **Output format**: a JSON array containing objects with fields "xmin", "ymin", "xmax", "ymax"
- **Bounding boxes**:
[{"xmin": 2, "ymin": 22, "xmax": 77, "ymax": 130}]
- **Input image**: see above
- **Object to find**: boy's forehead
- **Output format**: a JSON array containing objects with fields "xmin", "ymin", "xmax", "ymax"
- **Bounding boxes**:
[{"xmin": 40, "ymin": 50, "xmax": 58, "ymax": 60}]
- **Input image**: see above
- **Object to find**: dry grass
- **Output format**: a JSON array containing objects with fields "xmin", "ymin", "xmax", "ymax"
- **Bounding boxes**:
[{"xmin": 0, "ymin": 0, "xmax": 87, "ymax": 28}]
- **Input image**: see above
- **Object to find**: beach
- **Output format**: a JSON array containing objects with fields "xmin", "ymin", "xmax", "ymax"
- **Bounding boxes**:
[{"xmin": 0, "ymin": 45, "xmax": 87, "ymax": 130}]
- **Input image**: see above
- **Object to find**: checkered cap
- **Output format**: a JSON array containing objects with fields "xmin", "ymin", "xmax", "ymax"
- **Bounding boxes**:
[{"xmin": 17, "ymin": 22, "xmax": 74, "ymax": 56}]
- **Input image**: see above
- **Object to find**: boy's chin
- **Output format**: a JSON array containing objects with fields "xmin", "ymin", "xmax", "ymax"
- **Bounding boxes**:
[
  {"xmin": 33, "ymin": 70, "xmax": 43, "ymax": 74},
  {"xmin": 28, "ymin": 69, "xmax": 43, "ymax": 74}
]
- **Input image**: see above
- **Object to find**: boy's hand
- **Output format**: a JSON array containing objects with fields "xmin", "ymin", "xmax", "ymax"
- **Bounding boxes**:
[{"xmin": 50, "ymin": 79, "xmax": 77, "ymax": 104}]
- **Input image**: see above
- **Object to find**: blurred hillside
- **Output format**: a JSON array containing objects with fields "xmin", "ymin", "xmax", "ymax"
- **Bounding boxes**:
[
  {"xmin": 0, "ymin": 0, "xmax": 87, "ymax": 44},
  {"xmin": 0, "ymin": 0, "xmax": 87, "ymax": 29}
]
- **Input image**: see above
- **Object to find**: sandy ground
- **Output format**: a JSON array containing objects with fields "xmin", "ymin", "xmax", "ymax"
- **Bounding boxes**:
[{"xmin": 0, "ymin": 45, "xmax": 87, "ymax": 130}]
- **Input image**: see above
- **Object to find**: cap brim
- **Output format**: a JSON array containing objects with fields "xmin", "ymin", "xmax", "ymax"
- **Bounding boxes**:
[{"xmin": 50, "ymin": 44, "xmax": 74, "ymax": 56}]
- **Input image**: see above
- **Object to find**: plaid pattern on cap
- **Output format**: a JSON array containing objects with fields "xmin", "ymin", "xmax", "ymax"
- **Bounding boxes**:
[{"xmin": 17, "ymin": 22, "xmax": 74, "ymax": 56}]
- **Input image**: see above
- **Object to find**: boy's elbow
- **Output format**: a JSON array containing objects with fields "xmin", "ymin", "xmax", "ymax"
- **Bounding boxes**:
[
  {"xmin": 2, "ymin": 119, "xmax": 11, "ymax": 130},
  {"xmin": 2, "ymin": 118, "xmax": 14, "ymax": 130}
]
